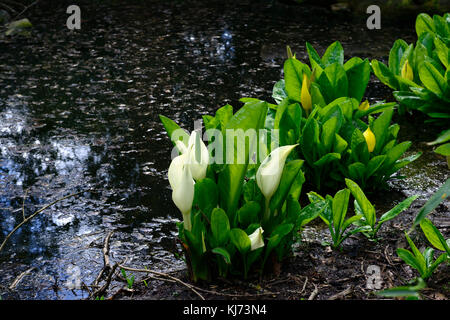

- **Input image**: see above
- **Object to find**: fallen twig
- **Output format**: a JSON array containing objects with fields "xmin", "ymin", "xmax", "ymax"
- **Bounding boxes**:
[
  {"xmin": 308, "ymin": 283, "xmax": 319, "ymax": 300},
  {"xmin": 118, "ymin": 265, "xmax": 205, "ymax": 300},
  {"xmin": 328, "ymin": 286, "xmax": 353, "ymax": 300},
  {"xmin": 92, "ymin": 231, "xmax": 115, "ymax": 288},
  {"xmin": 9, "ymin": 267, "xmax": 35, "ymax": 290},
  {"xmin": 0, "ymin": 191, "xmax": 84, "ymax": 253}
]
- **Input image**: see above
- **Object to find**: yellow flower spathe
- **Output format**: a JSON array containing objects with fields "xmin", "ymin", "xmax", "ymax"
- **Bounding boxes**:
[
  {"xmin": 363, "ymin": 127, "xmax": 376, "ymax": 153},
  {"xmin": 359, "ymin": 100, "xmax": 370, "ymax": 111},
  {"xmin": 401, "ymin": 60, "xmax": 414, "ymax": 82},
  {"xmin": 300, "ymin": 74, "xmax": 312, "ymax": 115}
]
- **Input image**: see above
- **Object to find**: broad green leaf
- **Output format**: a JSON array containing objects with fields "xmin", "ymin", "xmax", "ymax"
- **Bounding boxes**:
[
  {"xmin": 371, "ymin": 60, "xmax": 399, "ymax": 90},
  {"xmin": 272, "ymin": 79, "xmax": 288, "ymax": 104},
  {"xmin": 420, "ymin": 218, "xmax": 450, "ymax": 254},
  {"xmin": 230, "ymin": 228, "xmax": 251, "ymax": 255},
  {"xmin": 322, "ymin": 41, "xmax": 344, "ymax": 67},
  {"xmin": 243, "ymin": 179, "xmax": 263, "ymax": 203},
  {"xmin": 404, "ymin": 233, "xmax": 426, "ymax": 274},
  {"xmin": 193, "ymin": 178, "xmax": 218, "ymax": 218},
  {"xmin": 333, "ymin": 133, "xmax": 348, "ymax": 154},
  {"xmin": 435, "ymin": 143, "xmax": 450, "ymax": 156},
  {"xmin": 321, "ymin": 116, "xmax": 338, "ymax": 151},
  {"xmin": 389, "ymin": 39, "xmax": 409, "ymax": 75},
  {"xmin": 413, "ymin": 178, "xmax": 450, "ymax": 227},
  {"xmin": 365, "ymin": 155, "xmax": 386, "ymax": 178},
  {"xmin": 344, "ymin": 57, "xmax": 371, "ymax": 102},
  {"xmin": 212, "ymin": 247, "xmax": 231, "ymax": 264},
  {"xmin": 237, "ymin": 201, "xmax": 261, "ymax": 227},
  {"xmin": 379, "ymin": 195, "xmax": 418, "ymax": 223},
  {"xmin": 218, "ymin": 100, "xmax": 268, "ymax": 220},
  {"xmin": 372, "ymin": 108, "xmax": 394, "ymax": 154},
  {"xmin": 419, "ymin": 62, "xmax": 446, "ymax": 97},
  {"xmin": 270, "ymin": 160, "xmax": 304, "ymax": 212},
  {"xmin": 396, "ymin": 248, "xmax": 425, "ymax": 277},
  {"xmin": 288, "ymin": 168, "xmax": 306, "ymax": 201},
  {"xmin": 215, "ymin": 104, "xmax": 233, "ymax": 130},
  {"xmin": 341, "ymin": 214, "xmax": 363, "ymax": 233},
  {"xmin": 313, "ymin": 153, "xmax": 341, "ymax": 167},
  {"xmin": 434, "ymin": 37, "xmax": 449, "ymax": 68},
  {"xmin": 211, "ymin": 208, "xmax": 230, "ymax": 246},
  {"xmin": 348, "ymin": 162, "xmax": 366, "ymax": 182},
  {"xmin": 159, "ymin": 115, "xmax": 189, "ymax": 147},
  {"xmin": 332, "ymin": 188, "xmax": 350, "ymax": 234},
  {"xmin": 284, "ymin": 58, "xmax": 311, "ymax": 103},
  {"xmin": 427, "ymin": 129, "xmax": 450, "ymax": 145},
  {"xmin": 376, "ymin": 278, "xmax": 426, "ymax": 299},
  {"xmin": 297, "ymin": 200, "xmax": 327, "ymax": 228},
  {"xmin": 306, "ymin": 42, "xmax": 325, "ymax": 70},
  {"xmin": 416, "ymin": 13, "xmax": 435, "ymax": 37},
  {"xmin": 324, "ymin": 62, "xmax": 348, "ymax": 100},
  {"xmin": 345, "ymin": 178, "xmax": 376, "ymax": 227}
]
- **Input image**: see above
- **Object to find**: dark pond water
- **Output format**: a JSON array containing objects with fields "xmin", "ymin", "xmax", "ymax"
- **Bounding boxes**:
[{"xmin": 0, "ymin": 0, "xmax": 448, "ymax": 299}]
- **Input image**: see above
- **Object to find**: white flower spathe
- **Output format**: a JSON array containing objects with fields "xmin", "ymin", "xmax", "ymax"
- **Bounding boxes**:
[
  {"xmin": 248, "ymin": 227, "xmax": 264, "ymax": 251},
  {"xmin": 256, "ymin": 144, "xmax": 297, "ymax": 201}
]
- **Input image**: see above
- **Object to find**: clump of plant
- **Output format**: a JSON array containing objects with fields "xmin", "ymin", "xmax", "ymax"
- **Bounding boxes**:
[
  {"xmin": 262, "ymin": 94, "xmax": 420, "ymax": 190},
  {"xmin": 159, "ymin": 100, "xmax": 325, "ymax": 281},
  {"xmin": 372, "ymin": 13, "xmax": 450, "ymax": 119},
  {"xmin": 273, "ymin": 42, "xmax": 371, "ymax": 111},
  {"xmin": 307, "ymin": 178, "xmax": 417, "ymax": 249},
  {"xmin": 384, "ymin": 179, "xmax": 449, "ymax": 294}
]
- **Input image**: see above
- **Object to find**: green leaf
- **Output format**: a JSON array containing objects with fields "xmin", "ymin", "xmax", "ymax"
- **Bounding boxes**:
[
  {"xmin": 434, "ymin": 37, "xmax": 449, "ymax": 68},
  {"xmin": 218, "ymin": 100, "xmax": 268, "ymax": 221},
  {"xmin": 372, "ymin": 108, "xmax": 394, "ymax": 154},
  {"xmin": 365, "ymin": 155, "xmax": 386, "ymax": 178},
  {"xmin": 371, "ymin": 60, "xmax": 399, "ymax": 90},
  {"xmin": 344, "ymin": 57, "xmax": 371, "ymax": 102},
  {"xmin": 270, "ymin": 160, "xmax": 304, "ymax": 212},
  {"xmin": 297, "ymin": 200, "xmax": 327, "ymax": 228},
  {"xmin": 324, "ymin": 62, "xmax": 348, "ymax": 100},
  {"xmin": 230, "ymin": 228, "xmax": 251, "ymax": 255},
  {"xmin": 416, "ymin": 13, "xmax": 435, "ymax": 37},
  {"xmin": 243, "ymin": 179, "xmax": 263, "ymax": 203},
  {"xmin": 237, "ymin": 201, "xmax": 261, "ymax": 227},
  {"xmin": 435, "ymin": 143, "xmax": 450, "ymax": 156},
  {"xmin": 379, "ymin": 195, "xmax": 418, "ymax": 223},
  {"xmin": 159, "ymin": 115, "xmax": 189, "ymax": 147},
  {"xmin": 321, "ymin": 116, "xmax": 339, "ymax": 151},
  {"xmin": 345, "ymin": 178, "xmax": 376, "ymax": 227},
  {"xmin": 404, "ymin": 233, "xmax": 426, "ymax": 275},
  {"xmin": 420, "ymin": 218, "xmax": 450, "ymax": 254},
  {"xmin": 215, "ymin": 104, "xmax": 233, "ymax": 130},
  {"xmin": 347, "ymin": 162, "xmax": 366, "ymax": 183},
  {"xmin": 212, "ymin": 247, "xmax": 231, "ymax": 264},
  {"xmin": 376, "ymin": 278, "xmax": 426, "ymax": 299},
  {"xmin": 272, "ymin": 79, "xmax": 287, "ymax": 104},
  {"xmin": 389, "ymin": 39, "xmax": 409, "ymax": 75},
  {"xmin": 306, "ymin": 42, "xmax": 325, "ymax": 70},
  {"xmin": 419, "ymin": 61, "xmax": 446, "ymax": 97},
  {"xmin": 322, "ymin": 41, "xmax": 344, "ymax": 67},
  {"xmin": 211, "ymin": 208, "xmax": 230, "ymax": 246},
  {"xmin": 341, "ymin": 214, "xmax": 364, "ymax": 233},
  {"xmin": 427, "ymin": 129, "xmax": 450, "ymax": 145},
  {"xmin": 332, "ymin": 188, "xmax": 350, "ymax": 234},
  {"xmin": 396, "ymin": 248, "xmax": 425, "ymax": 277},
  {"xmin": 193, "ymin": 178, "xmax": 218, "ymax": 218},
  {"xmin": 413, "ymin": 178, "xmax": 450, "ymax": 227},
  {"xmin": 284, "ymin": 58, "xmax": 310, "ymax": 103}
]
